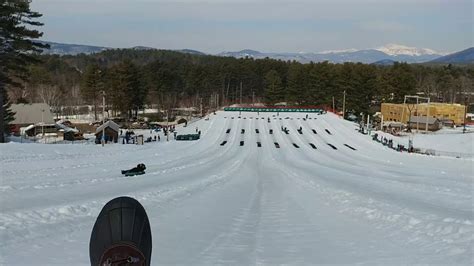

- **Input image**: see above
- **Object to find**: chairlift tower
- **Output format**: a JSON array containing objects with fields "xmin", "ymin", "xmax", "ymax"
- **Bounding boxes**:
[
  {"xmin": 402, "ymin": 95, "xmax": 431, "ymax": 133},
  {"xmin": 402, "ymin": 95, "xmax": 430, "ymax": 151}
]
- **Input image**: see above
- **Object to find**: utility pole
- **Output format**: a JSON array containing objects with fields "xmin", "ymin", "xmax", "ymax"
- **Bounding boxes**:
[
  {"xmin": 342, "ymin": 90, "xmax": 346, "ymax": 119},
  {"xmin": 332, "ymin": 96, "xmax": 335, "ymax": 113},
  {"xmin": 41, "ymin": 109, "xmax": 45, "ymax": 137},
  {"xmin": 200, "ymin": 97, "xmax": 203, "ymax": 117},
  {"xmin": 367, "ymin": 114, "xmax": 370, "ymax": 134},
  {"xmin": 240, "ymin": 81, "xmax": 243, "ymax": 105},
  {"xmin": 101, "ymin": 91, "xmax": 105, "ymax": 147},
  {"xmin": 464, "ymin": 96, "xmax": 468, "ymax": 133}
]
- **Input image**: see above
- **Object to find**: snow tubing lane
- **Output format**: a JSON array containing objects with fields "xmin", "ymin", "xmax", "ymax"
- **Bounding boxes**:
[
  {"xmin": 257, "ymin": 142, "xmax": 262, "ymax": 147},
  {"xmin": 274, "ymin": 142, "xmax": 280, "ymax": 148},
  {"xmin": 298, "ymin": 130, "xmax": 303, "ymax": 134},
  {"xmin": 226, "ymin": 129, "xmax": 231, "ymax": 134},
  {"xmin": 312, "ymin": 129, "xmax": 317, "ymax": 134},
  {"xmin": 344, "ymin": 144, "xmax": 357, "ymax": 150},
  {"xmin": 240, "ymin": 141, "xmax": 244, "ymax": 146},
  {"xmin": 220, "ymin": 141, "xmax": 227, "ymax": 146},
  {"xmin": 269, "ymin": 129, "xmax": 273, "ymax": 134},
  {"xmin": 327, "ymin": 143, "xmax": 337, "ymax": 150},
  {"xmin": 293, "ymin": 143, "xmax": 300, "ymax": 148},
  {"xmin": 241, "ymin": 129, "xmax": 245, "ymax": 134},
  {"xmin": 256, "ymin": 129, "xmax": 260, "ymax": 134},
  {"xmin": 309, "ymin": 143, "xmax": 317, "ymax": 149},
  {"xmin": 325, "ymin": 129, "xmax": 332, "ymax": 135}
]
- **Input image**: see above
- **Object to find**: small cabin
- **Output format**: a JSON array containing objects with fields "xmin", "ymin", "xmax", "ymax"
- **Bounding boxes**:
[
  {"xmin": 95, "ymin": 121, "xmax": 120, "ymax": 143},
  {"xmin": 408, "ymin": 116, "xmax": 441, "ymax": 131}
]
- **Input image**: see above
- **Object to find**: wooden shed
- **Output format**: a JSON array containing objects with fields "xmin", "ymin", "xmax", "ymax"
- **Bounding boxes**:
[
  {"xmin": 95, "ymin": 121, "xmax": 120, "ymax": 143},
  {"xmin": 408, "ymin": 116, "xmax": 441, "ymax": 131}
]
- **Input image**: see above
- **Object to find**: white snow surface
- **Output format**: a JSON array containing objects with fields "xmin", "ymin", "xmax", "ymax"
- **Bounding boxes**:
[
  {"xmin": 376, "ymin": 127, "xmax": 474, "ymax": 156},
  {"xmin": 1, "ymin": 112, "xmax": 473, "ymax": 265}
]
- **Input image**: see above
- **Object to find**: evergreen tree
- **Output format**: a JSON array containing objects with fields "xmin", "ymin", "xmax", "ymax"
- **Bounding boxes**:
[
  {"xmin": 264, "ymin": 70, "xmax": 284, "ymax": 104},
  {"xmin": 81, "ymin": 64, "xmax": 103, "ymax": 120},
  {"xmin": 388, "ymin": 62, "xmax": 417, "ymax": 103},
  {"xmin": 1, "ymin": 89, "xmax": 14, "ymax": 133},
  {"xmin": 107, "ymin": 61, "xmax": 146, "ymax": 118},
  {"xmin": 307, "ymin": 62, "xmax": 335, "ymax": 105},
  {"xmin": 0, "ymin": 0, "xmax": 48, "ymax": 142},
  {"xmin": 286, "ymin": 63, "xmax": 306, "ymax": 104}
]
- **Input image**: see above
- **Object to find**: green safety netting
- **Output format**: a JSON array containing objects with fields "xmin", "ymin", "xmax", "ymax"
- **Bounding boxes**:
[
  {"xmin": 176, "ymin": 134, "xmax": 200, "ymax": 141},
  {"xmin": 224, "ymin": 107, "xmax": 324, "ymax": 113}
]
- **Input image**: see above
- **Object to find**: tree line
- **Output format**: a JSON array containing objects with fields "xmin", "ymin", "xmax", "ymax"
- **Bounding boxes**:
[{"xmin": 10, "ymin": 49, "xmax": 474, "ymax": 121}]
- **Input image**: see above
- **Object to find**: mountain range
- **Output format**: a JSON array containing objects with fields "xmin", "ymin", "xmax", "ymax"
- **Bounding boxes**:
[
  {"xmin": 429, "ymin": 47, "xmax": 474, "ymax": 64},
  {"xmin": 39, "ymin": 41, "xmax": 472, "ymax": 64}
]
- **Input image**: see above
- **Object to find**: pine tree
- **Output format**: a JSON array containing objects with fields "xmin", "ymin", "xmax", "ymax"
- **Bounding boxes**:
[
  {"xmin": 264, "ymin": 70, "xmax": 284, "ymax": 104},
  {"xmin": 0, "ymin": 0, "xmax": 48, "ymax": 142},
  {"xmin": 286, "ymin": 63, "xmax": 305, "ymax": 104},
  {"xmin": 107, "ymin": 61, "xmax": 146, "ymax": 118},
  {"xmin": 1, "ymin": 89, "xmax": 14, "ymax": 133},
  {"xmin": 389, "ymin": 62, "xmax": 416, "ymax": 103},
  {"xmin": 81, "ymin": 64, "xmax": 103, "ymax": 120}
]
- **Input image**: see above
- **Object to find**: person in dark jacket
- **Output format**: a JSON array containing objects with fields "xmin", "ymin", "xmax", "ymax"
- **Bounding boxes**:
[{"xmin": 122, "ymin": 164, "xmax": 146, "ymax": 175}]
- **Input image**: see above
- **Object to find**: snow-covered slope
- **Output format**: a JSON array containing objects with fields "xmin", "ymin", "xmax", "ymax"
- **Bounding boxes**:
[{"xmin": 1, "ymin": 112, "xmax": 472, "ymax": 265}]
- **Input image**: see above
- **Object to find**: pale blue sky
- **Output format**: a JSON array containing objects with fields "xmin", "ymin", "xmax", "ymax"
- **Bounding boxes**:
[{"xmin": 31, "ymin": 0, "xmax": 473, "ymax": 54}]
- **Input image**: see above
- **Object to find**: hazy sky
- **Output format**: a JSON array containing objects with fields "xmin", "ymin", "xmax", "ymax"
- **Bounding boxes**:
[{"xmin": 31, "ymin": 0, "xmax": 473, "ymax": 54}]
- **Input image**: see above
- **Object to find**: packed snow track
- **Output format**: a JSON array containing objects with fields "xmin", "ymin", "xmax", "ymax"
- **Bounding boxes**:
[{"xmin": 1, "ymin": 111, "xmax": 473, "ymax": 265}]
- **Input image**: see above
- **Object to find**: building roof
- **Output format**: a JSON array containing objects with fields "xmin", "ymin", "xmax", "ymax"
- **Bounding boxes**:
[
  {"xmin": 10, "ymin": 103, "xmax": 55, "ymax": 125},
  {"xmin": 95, "ymin": 120, "xmax": 120, "ymax": 134},
  {"xmin": 56, "ymin": 121, "xmax": 79, "ymax": 133},
  {"xmin": 409, "ymin": 116, "xmax": 439, "ymax": 125}
]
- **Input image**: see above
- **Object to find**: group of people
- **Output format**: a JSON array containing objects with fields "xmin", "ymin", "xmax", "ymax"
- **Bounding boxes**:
[
  {"xmin": 161, "ymin": 125, "xmax": 176, "ymax": 135},
  {"xmin": 122, "ymin": 129, "xmax": 163, "ymax": 144},
  {"xmin": 122, "ymin": 130, "xmax": 136, "ymax": 144},
  {"xmin": 372, "ymin": 133, "xmax": 412, "ymax": 152},
  {"xmin": 281, "ymin": 126, "xmax": 289, "ymax": 134}
]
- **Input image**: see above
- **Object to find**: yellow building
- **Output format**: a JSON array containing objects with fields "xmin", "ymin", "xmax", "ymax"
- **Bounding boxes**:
[{"xmin": 381, "ymin": 103, "xmax": 466, "ymax": 125}]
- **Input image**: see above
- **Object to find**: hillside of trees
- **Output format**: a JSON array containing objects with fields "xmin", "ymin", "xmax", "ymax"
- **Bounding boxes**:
[{"xmin": 6, "ymin": 49, "xmax": 474, "ymax": 120}]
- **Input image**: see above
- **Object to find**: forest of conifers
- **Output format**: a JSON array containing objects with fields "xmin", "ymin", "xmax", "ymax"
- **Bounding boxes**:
[{"xmin": 7, "ymin": 49, "xmax": 474, "ymax": 119}]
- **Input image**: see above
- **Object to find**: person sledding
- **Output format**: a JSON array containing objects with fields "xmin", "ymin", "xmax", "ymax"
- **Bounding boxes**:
[{"xmin": 121, "ymin": 163, "xmax": 146, "ymax": 176}]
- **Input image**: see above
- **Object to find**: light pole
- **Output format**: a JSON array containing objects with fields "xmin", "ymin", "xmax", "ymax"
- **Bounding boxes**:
[
  {"xmin": 101, "ymin": 91, "xmax": 105, "ymax": 147},
  {"xmin": 41, "ymin": 109, "xmax": 45, "ymax": 136},
  {"xmin": 464, "ymin": 96, "xmax": 468, "ymax": 133},
  {"xmin": 342, "ymin": 90, "xmax": 346, "ymax": 119}
]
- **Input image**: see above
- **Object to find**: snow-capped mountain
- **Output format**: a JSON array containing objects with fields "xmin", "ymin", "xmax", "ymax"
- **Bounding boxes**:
[
  {"xmin": 40, "ymin": 41, "xmax": 469, "ymax": 64},
  {"xmin": 319, "ymin": 48, "xmax": 358, "ymax": 54},
  {"xmin": 375, "ymin": 44, "xmax": 443, "ymax": 56},
  {"xmin": 217, "ymin": 46, "xmax": 444, "ymax": 64}
]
